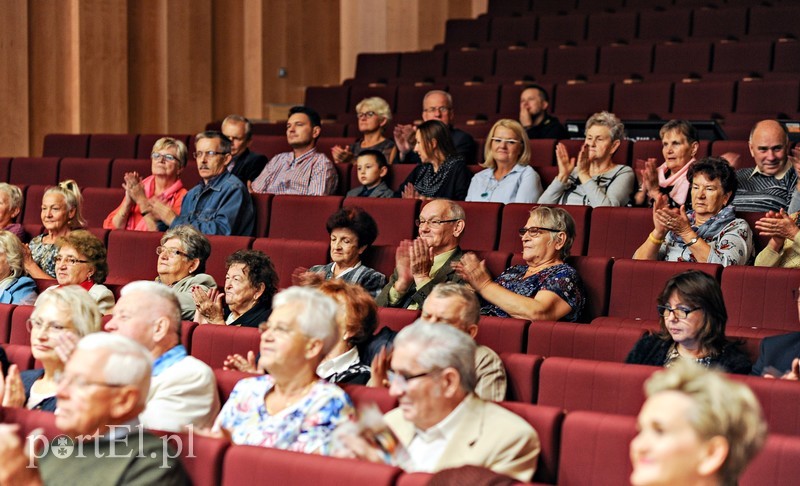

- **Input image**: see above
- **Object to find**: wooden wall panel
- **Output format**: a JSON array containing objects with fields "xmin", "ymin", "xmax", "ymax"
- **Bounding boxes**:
[{"xmin": 0, "ymin": 1, "xmax": 29, "ymax": 156}]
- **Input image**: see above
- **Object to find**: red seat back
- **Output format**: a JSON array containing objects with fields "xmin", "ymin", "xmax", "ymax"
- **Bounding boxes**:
[
  {"xmin": 730, "ymin": 374, "xmax": 800, "ymax": 437},
  {"xmin": 721, "ymin": 266, "xmax": 800, "ymax": 331},
  {"xmin": 251, "ymin": 238, "xmax": 330, "ymax": 289},
  {"xmin": 190, "ymin": 325, "xmax": 260, "ymax": 369},
  {"xmin": 204, "ymin": 235, "xmax": 254, "ymax": 287},
  {"xmin": 458, "ymin": 201, "xmax": 503, "ymax": 251},
  {"xmin": 586, "ymin": 206, "xmax": 651, "ymax": 259},
  {"xmin": 10, "ymin": 158, "xmax": 60, "ymax": 187},
  {"xmin": 500, "ymin": 352, "xmax": 543, "ymax": 404},
  {"xmin": 105, "ymin": 230, "xmax": 164, "ymax": 285},
  {"xmin": 42, "ymin": 134, "xmax": 89, "ymax": 158},
  {"xmin": 340, "ymin": 384, "xmax": 398, "ymax": 414},
  {"xmin": 88, "ymin": 134, "xmax": 138, "ymax": 158},
  {"xmin": 558, "ymin": 411, "xmax": 636, "ymax": 486},
  {"xmin": 9, "ymin": 305, "xmax": 34, "ymax": 345},
  {"xmin": 527, "ymin": 321, "xmax": 645, "ymax": 362},
  {"xmin": 251, "ymin": 192, "xmax": 273, "ymax": 238},
  {"xmin": 59, "ymin": 158, "xmax": 111, "ymax": 189},
  {"xmin": 567, "ymin": 255, "xmax": 612, "ymax": 322},
  {"xmin": 499, "ymin": 402, "xmax": 564, "ymax": 484},
  {"xmin": 268, "ymin": 195, "xmax": 343, "ymax": 240},
  {"xmin": 82, "ymin": 187, "xmax": 125, "ymax": 228},
  {"xmin": 741, "ymin": 433, "xmax": 800, "ymax": 486},
  {"xmin": 476, "ymin": 316, "xmax": 528, "ymax": 354},
  {"xmin": 342, "ymin": 198, "xmax": 419, "ymax": 246},
  {"xmin": 376, "ymin": 308, "xmax": 420, "ymax": 334},
  {"xmin": 213, "ymin": 368, "xmax": 256, "ymax": 405}
]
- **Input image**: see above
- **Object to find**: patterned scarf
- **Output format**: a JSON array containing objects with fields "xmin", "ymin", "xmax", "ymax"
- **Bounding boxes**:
[{"xmin": 414, "ymin": 154, "xmax": 463, "ymax": 197}]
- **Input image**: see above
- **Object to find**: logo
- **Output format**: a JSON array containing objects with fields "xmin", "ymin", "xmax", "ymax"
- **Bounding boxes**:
[{"xmin": 51, "ymin": 435, "xmax": 75, "ymax": 459}]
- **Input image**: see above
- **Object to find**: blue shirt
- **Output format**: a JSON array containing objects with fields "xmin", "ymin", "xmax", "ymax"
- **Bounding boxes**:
[
  {"xmin": 171, "ymin": 170, "xmax": 254, "ymax": 236},
  {"xmin": 466, "ymin": 165, "xmax": 543, "ymax": 204},
  {"xmin": 152, "ymin": 344, "xmax": 188, "ymax": 377}
]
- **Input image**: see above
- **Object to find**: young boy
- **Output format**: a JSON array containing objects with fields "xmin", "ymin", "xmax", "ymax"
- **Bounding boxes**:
[{"xmin": 346, "ymin": 149, "xmax": 394, "ymax": 198}]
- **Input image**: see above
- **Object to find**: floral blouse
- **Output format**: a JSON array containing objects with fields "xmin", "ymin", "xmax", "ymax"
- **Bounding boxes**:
[
  {"xmin": 29, "ymin": 234, "xmax": 58, "ymax": 278},
  {"xmin": 658, "ymin": 213, "xmax": 753, "ymax": 266},
  {"xmin": 213, "ymin": 375, "xmax": 355, "ymax": 455},
  {"xmin": 481, "ymin": 263, "xmax": 585, "ymax": 322}
]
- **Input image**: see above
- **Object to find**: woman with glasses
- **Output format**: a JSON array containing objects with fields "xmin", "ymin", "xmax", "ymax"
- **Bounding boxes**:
[
  {"xmin": 0, "ymin": 231, "xmax": 38, "ymax": 305},
  {"xmin": 398, "ymin": 120, "xmax": 472, "ymax": 201},
  {"xmin": 155, "ymin": 225, "xmax": 216, "ymax": 320},
  {"xmin": 453, "ymin": 206, "xmax": 584, "ymax": 321},
  {"xmin": 38, "ymin": 230, "xmax": 114, "ymax": 315},
  {"xmin": 0, "ymin": 286, "xmax": 101, "ymax": 412},
  {"xmin": 331, "ymin": 97, "xmax": 397, "ymax": 165},
  {"xmin": 104, "ymin": 137, "xmax": 188, "ymax": 231},
  {"xmin": 24, "ymin": 180, "xmax": 85, "ymax": 279},
  {"xmin": 466, "ymin": 119, "xmax": 543, "ymax": 204},
  {"xmin": 625, "ymin": 270, "xmax": 751, "ymax": 374}
]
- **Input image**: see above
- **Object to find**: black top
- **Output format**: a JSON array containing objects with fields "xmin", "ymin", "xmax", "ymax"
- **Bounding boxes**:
[
  {"xmin": 225, "ymin": 304, "xmax": 271, "ymax": 328},
  {"xmin": 229, "ymin": 148, "xmax": 269, "ymax": 184},
  {"xmin": 625, "ymin": 333, "xmax": 752, "ymax": 375},
  {"xmin": 399, "ymin": 127, "xmax": 477, "ymax": 165},
  {"xmin": 525, "ymin": 113, "xmax": 568, "ymax": 140},
  {"xmin": 0, "ymin": 345, "xmax": 8, "ymax": 376},
  {"xmin": 751, "ymin": 331, "xmax": 800, "ymax": 376},
  {"xmin": 21, "ymin": 368, "xmax": 57, "ymax": 412},
  {"xmin": 397, "ymin": 155, "xmax": 472, "ymax": 201}
]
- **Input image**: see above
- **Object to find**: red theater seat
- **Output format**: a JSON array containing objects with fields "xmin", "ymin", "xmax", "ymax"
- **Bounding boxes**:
[
  {"xmin": 191, "ymin": 325, "xmax": 260, "ymax": 369},
  {"xmin": 527, "ymin": 321, "xmax": 645, "ymax": 362},
  {"xmin": 567, "ymin": 255, "xmax": 612, "ymax": 322},
  {"xmin": 0, "ymin": 303, "xmax": 13, "ymax": 343},
  {"xmin": 500, "ymin": 352, "xmax": 543, "ymax": 404},
  {"xmin": 499, "ymin": 203, "xmax": 590, "ymax": 256},
  {"xmin": 499, "ymin": 402, "xmax": 564, "ymax": 485},
  {"xmin": 586, "ymin": 206, "xmax": 653, "ymax": 259},
  {"xmin": 721, "ymin": 266, "xmax": 800, "ymax": 331},
  {"xmin": 10, "ymin": 158, "xmax": 60, "ymax": 187},
  {"xmin": 82, "ymin": 188, "xmax": 125, "ymax": 228},
  {"xmin": 105, "ymin": 230, "xmax": 164, "ymax": 285},
  {"xmin": 3, "ymin": 344, "xmax": 34, "ymax": 371},
  {"xmin": 340, "ymin": 384, "xmax": 398, "ymax": 414},
  {"xmin": 476, "ymin": 316, "xmax": 528, "ymax": 355},
  {"xmin": 58, "ymin": 158, "xmax": 111, "ymax": 189},
  {"xmin": 741, "ymin": 434, "xmax": 800, "ymax": 486},
  {"xmin": 731, "ymin": 374, "xmax": 800, "ymax": 438},
  {"xmin": 458, "ymin": 201, "xmax": 502, "ymax": 251},
  {"xmin": 251, "ymin": 238, "xmax": 329, "ymax": 289},
  {"xmin": 213, "ymin": 368, "xmax": 256, "ymax": 404},
  {"xmin": 204, "ymin": 235, "xmax": 254, "ymax": 286},
  {"xmin": 136, "ymin": 134, "xmax": 192, "ymax": 159},
  {"xmin": 376, "ymin": 308, "xmax": 419, "ymax": 333},
  {"xmin": 9, "ymin": 305, "xmax": 34, "ymax": 346},
  {"xmin": 162, "ymin": 431, "xmax": 230, "ymax": 486},
  {"xmin": 0, "ymin": 406, "xmax": 61, "ymax": 440},
  {"xmin": 42, "ymin": 134, "xmax": 90, "ymax": 158},
  {"xmin": 360, "ymin": 244, "xmax": 398, "ymax": 279},
  {"xmin": 268, "ymin": 195, "xmax": 343, "ymax": 241},
  {"xmin": 88, "ymin": 134, "xmax": 138, "ymax": 159},
  {"xmin": 109, "ymin": 158, "xmax": 151, "ymax": 188},
  {"xmin": 342, "ymin": 198, "xmax": 419, "ymax": 246},
  {"xmin": 251, "ymin": 192, "xmax": 272, "ymax": 238}
]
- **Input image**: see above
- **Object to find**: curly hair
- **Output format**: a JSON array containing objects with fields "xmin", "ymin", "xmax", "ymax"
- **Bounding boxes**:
[
  {"xmin": 686, "ymin": 156, "xmax": 737, "ymax": 199},
  {"xmin": 56, "ymin": 230, "xmax": 109, "ymax": 284},
  {"xmin": 325, "ymin": 206, "xmax": 379, "ymax": 248},
  {"xmin": 225, "ymin": 249, "xmax": 279, "ymax": 307}
]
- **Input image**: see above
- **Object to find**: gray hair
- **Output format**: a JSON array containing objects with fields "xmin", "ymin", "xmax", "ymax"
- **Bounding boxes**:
[
  {"xmin": 0, "ymin": 183, "xmax": 23, "ymax": 213},
  {"xmin": 195, "ymin": 130, "xmax": 232, "ymax": 154},
  {"xmin": 423, "ymin": 90, "xmax": 453, "ymax": 108},
  {"xmin": 0, "ymin": 231, "xmax": 25, "ymax": 278},
  {"xmin": 161, "ymin": 225, "xmax": 211, "ymax": 273},
  {"xmin": 586, "ymin": 111, "xmax": 625, "ymax": 142},
  {"xmin": 441, "ymin": 200, "xmax": 466, "ymax": 221},
  {"xmin": 272, "ymin": 286, "xmax": 339, "ymax": 356},
  {"xmin": 76, "ymin": 333, "xmax": 153, "ymax": 407},
  {"xmin": 222, "ymin": 114, "xmax": 253, "ymax": 141},
  {"xmin": 34, "ymin": 285, "xmax": 102, "ymax": 338},
  {"xmin": 355, "ymin": 97, "xmax": 393, "ymax": 123},
  {"xmin": 529, "ymin": 206, "xmax": 576, "ymax": 260},
  {"xmin": 44, "ymin": 180, "xmax": 85, "ymax": 229},
  {"xmin": 152, "ymin": 137, "xmax": 189, "ymax": 168},
  {"xmin": 394, "ymin": 319, "xmax": 477, "ymax": 392},
  {"xmin": 430, "ymin": 283, "xmax": 480, "ymax": 329},
  {"xmin": 121, "ymin": 280, "xmax": 182, "ymax": 331}
]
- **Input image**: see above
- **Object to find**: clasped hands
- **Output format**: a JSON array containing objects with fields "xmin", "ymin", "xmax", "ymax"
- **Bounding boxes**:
[
  {"xmin": 393, "ymin": 238, "xmax": 434, "ymax": 293},
  {"xmin": 754, "ymin": 209, "xmax": 799, "ymax": 248},
  {"xmin": 652, "ymin": 194, "xmax": 692, "ymax": 239}
]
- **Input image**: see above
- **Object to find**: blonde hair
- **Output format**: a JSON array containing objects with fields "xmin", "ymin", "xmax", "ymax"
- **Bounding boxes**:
[
  {"xmin": 43, "ymin": 180, "xmax": 85, "ymax": 229},
  {"xmin": 355, "ymin": 97, "xmax": 392, "ymax": 123},
  {"xmin": 0, "ymin": 231, "xmax": 25, "ymax": 278},
  {"xmin": 0, "ymin": 183, "xmax": 23, "ymax": 214},
  {"xmin": 34, "ymin": 285, "xmax": 102, "ymax": 338},
  {"xmin": 152, "ymin": 137, "xmax": 188, "ymax": 168},
  {"xmin": 482, "ymin": 119, "xmax": 531, "ymax": 169}
]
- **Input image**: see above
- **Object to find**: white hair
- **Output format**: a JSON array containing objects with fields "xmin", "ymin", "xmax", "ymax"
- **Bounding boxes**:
[
  {"xmin": 76, "ymin": 333, "xmax": 153, "ymax": 407},
  {"xmin": 121, "ymin": 280, "xmax": 182, "ymax": 330},
  {"xmin": 272, "ymin": 286, "xmax": 339, "ymax": 356}
]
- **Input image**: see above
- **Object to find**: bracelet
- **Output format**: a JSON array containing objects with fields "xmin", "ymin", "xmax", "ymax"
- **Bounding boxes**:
[
  {"xmin": 685, "ymin": 237, "xmax": 699, "ymax": 247},
  {"xmin": 648, "ymin": 232, "xmax": 664, "ymax": 245}
]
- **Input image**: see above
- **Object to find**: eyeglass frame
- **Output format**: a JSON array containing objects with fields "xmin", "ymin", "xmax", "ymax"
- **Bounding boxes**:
[
  {"xmin": 26, "ymin": 318, "xmax": 70, "ymax": 335},
  {"xmin": 518, "ymin": 226, "xmax": 561, "ymax": 238},
  {"xmin": 54, "ymin": 371, "xmax": 127, "ymax": 392},
  {"xmin": 387, "ymin": 369, "xmax": 440, "ymax": 391},
  {"xmin": 490, "ymin": 137, "xmax": 522, "ymax": 146},
  {"xmin": 657, "ymin": 304, "xmax": 703, "ymax": 320},
  {"xmin": 415, "ymin": 218, "xmax": 460, "ymax": 228},
  {"xmin": 54, "ymin": 255, "xmax": 89, "ymax": 266},
  {"xmin": 151, "ymin": 152, "xmax": 179, "ymax": 163},
  {"xmin": 356, "ymin": 111, "xmax": 378, "ymax": 119},
  {"xmin": 156, "ymin": 246, "xmax": 189, "ymax": 259},
  {"xmin": 422, "ymin": 106, "xmax": 451, "ymax": 114},
  {"xmin": 193, "ymin": 150, "xmax": 230, "ymax": 160}
]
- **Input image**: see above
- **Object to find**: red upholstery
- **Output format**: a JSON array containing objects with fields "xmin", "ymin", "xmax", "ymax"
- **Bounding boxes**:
[
  {"xmin": 214, "ymin": 369, "xmax": 257, "ymax": 404},
  {"xmin": 489, "ymin": 16, "xmax": 537, "ymax": 46},
  {"xmin": 109, "ymin": 158, "xmax": 151, "ymax": 188},
  {"xmin": 447, "ymin": 84, "xmax": 500, "ymax": 120},
  {"xmin": 567, "ymin": 255, "xmax": 612, "ymax": 322},
  {"xmin": 249, "ymin": 136, "xmax": 290, "ymax": 159},
  {"xmin": 204, "ymin": 235, "xmax": 254, "ymax": 286},
  {"xmin": 0, "ymin": 406, "xmax": 61, "ymax": 440},
  {"xmin": 180, "ymin": 161, "xmax": 203, "ymax": 190},
  {"xmin": 190, "ymin": 325, "xmax": 260, "ymax": 369},
  {"xmin": 395, "ymin": 473, "xmax": 433, "ymax": 486},
  {"xmin": 737, "ymin": 210, "xmax": 770, "ymax": 254},
  {"xmin": 748, "ymin": 4, "xmax": 800, "ymax": 38},
  {"xmin": 711, "ymin": 140, "xmax": 755, "ymax": 169},
  {"xmin": 361, "ymin": 244, "xmax": 398, "ymax": 279},
  {"xmin": 386, "ymin": 165, "xmax": 417, "ymax": 192},
  {"xmin": 42, "ymin": 134, "xmax": 90, "ymax": 158},
  {"xmin": 59, "ymin": 158, "xmax": 111, "ymax": 189},
  {"xmin": 553, "ymin": 83, "xmax": 611, "ymax": 120},
  {"xmin": 0, "ymin": 303, "xmax": 13, "ymax": 343},
  {"xmin": 476, "ymin": 316, "xmax": 528, "ymax": 354},
  {"xmin": 304, "ymin": 86, "xmax": 350, "ymax": 120},
  {"xmin": 713, "ymin": 40, "xmax": 772, "ymax": 75},
  {"xmin": 397, "ymin": 51, "xmax": 446, "ymax": 83},
  {"xmin": 0, "ymin": 158, "xmax": 9, "ymax": 182},
  {"xmin": 736, "ymin": 80, "xmax": 800, "ymax": 117},
  {"xmin": 596, "ymin": 39, "xmax": 651, "ymax": 75},
  {"xmin": 251, "ymin": 238, "xmax": 330, "ymax": 289},
  {"xmin": 443, "ymin": 18, "xmax": 489, "ymax": 48},
  {"xmin": 557, "ymin": 411, "xmax": 636, "ymax": 486},
  {"xmin": 332, "ymin": 162, "xmax": 350, "ymax": 195},
  {"xmin": 33, "ymin": 278, "xmax": 57, "ymax": 294},
  {"xmin": 251, "ymin": 192, "xmax": 272, "ymax": 238},
  {"xmin": 342, "ymin": 198, "xmax": 419, "ymax": 246},
  {"xmin": 588, "ymin": 11, "xmax": 638, "ymax": 45},
  {"xmin": 500, "ymin": 402, "xmax": 564, "ymax": 485},
  {"xmin": 268, "ymin": 195, "xmax": 343, "ymax": 240},
  {"xmin": 88, "ymin": 134, "xmax": 138, "ymax": 158},
  {"xmin": 3, "ymin": 344, "xmax": 34, "ymax": 371},
  {"xmin": 9, "ymin": 305, "xmax": 34, "ymax": 345},
  {"xmin": 353, "ymin": 53, "xmax": 400, "ymax": 83},
  {"xmin": 474, "ymin": 250, "xmax": 511, "ymax": 280},
  {"xmin": 612, "ymin": 82, "xmax": 673, "ymax": 119},
  {"xmin": 631, "ymin": 139, "xmax": 711, "ymax": 166},
  {"xmin": 396, "ymin": 84, "xmax": 446, "ymax": 116},
  {"xmin": 10, "ymin": 158, "xmax": 60, "ymax": 187},
  {"xmin": 527, "ymin": 321, "xmax": 645, "ymax": 362},
  {"xmin": 221, "ymin": 445, "xmax": 402, "ymax": 485},
  {"xmin": 105, "ymin": 231, "xmax": 164, "ymax": 285},
  {"xmin": 538, "ymin": 14, "xmax": 587, "ymax": 45},
  {"xmin": 21, "ymin": 185, "xmax": 47, "ymax": 225},
  {"xmin": 501, "ymin": 353, "xmax": 543, "ymax": 404},
  {"xmin": 458, "ymin": 201, "xmax": 503, "ymax": 251},
  {"xmin": 181, "ymin": 321, "xmax": 198, "ymax": 353},
  {"xmin": 672, "ymin": 81, "xmax": 735, "ymax": 118},
  {"xmin": 529, "ymin": 139, "xmax": 556, "ymax": 167},
  {"xmin": 730, "ymin": 374, "xmax": 800, "ymax": 437},
  {"xmin": 741, "ymin": 433, "xmax": 800, "ymax": 486},
  {"xmin": 82, "ymin": 188, "xmax": 125, "ymax": 228},
  {"xmin": 721, "ymin": 266, "xmax": 800, "ymax": 331},
  {"xmin": 608, "ymin": 259, "xmax": 722, "ymax": 320},
  {"xmin": 586, "ymin": 207, "xmax": 651, "ymax": 259},
  {"xmin": 591, "ymin": 316, "xmax": 660, "ymax": 332},
  {"xmin": 349, "ymin": 86, "xmax": 398, "ymax": 113},
  {"xmin": 162, "ymin": 431, "xmax": 230, "ymax": 486},
  {"xmin": 340, "ymin": 384, "xmax": 398, "ymax": 414},
  {"xmin": 376, "ymin": 308, "xmax": 420, "ymax": 334},
  {"xmin": 537, "ymin": 357, "xmax": 655, "ymax": 415}
]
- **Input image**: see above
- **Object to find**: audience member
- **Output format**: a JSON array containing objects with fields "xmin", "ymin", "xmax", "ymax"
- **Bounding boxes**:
[
  {"xmin": 193, "ymin": 249, "xmax": 277, "ymax": 327},
  {"xmin": 630, "ymin": 360, "xmax": 766, "ymax": 486},
  {"xmin": 0, "ymin": 231, "xmax": 37, "ymax": 305},
  {"xmin": 466, "ymin": 119, "xmax": 542, "ymax": 204},
  {"xmin": 519, "ymin": 84, "xmax": 567, "ymax": 140},
  {"xmin": 393, "ymin": 90, "xmax": 477, "ymax": 165},
  {"xmin": 155, "ymin": 225, "xmax": 216, "ymax": 320},
  {"xmin": 105, "ymin": 281, "xmax": 220, "ymax": 431},
  {"xmin": 751, "ymin": 285, "xmax": 800, "ymax": 378},
  {"xmin": 455, "ymin": 206, "xmax": 584, "ymax": 321},
  {"xmin": 332, "ymin": 97, "xmax": 397, "ymax": 165},
  {"xmin": 294, "ymin": 206, "xmax": 386, "ymax": 297},
  {"xmin": 0, "ymin": 183, "xmax": 24, "ymax": 239},
  {"xmin": 398, "ymin": 120, "xmax": 472, "ymax": 200},
  {"xmin": 251, "ymin": 105, "xmax": 338, "ymax": 195},
  {"xmin": 346, "ymin": 149, "xmax": 394, "ymax": 198},
  {"xmin": 539, "ymin": 111, "xmax": 634, "ymax": 207},
  {"xmin": 626, "ymin": 270, "xmax": 751, "ymax": 374},
  {"xmin": 377, "ymin": 200, "xmax": 465, "ymax": 309},
  {"xmin": 24, "ymin": 180, "xmax": 84, "ymax": 279},
  {"xmin": 104, "ymin": 137, "xmax": 188, "ymax": 231},
  {"xmin": 634, "ymin": 120, "xmax": 699, "ymax": 208},
  {"xmin": 222, "ymin": 114, "xmax": 269, "ymax": 185},
  {"xmin": 0, "ymin": 333, "xmax": 188, "ymax": 484},
  {"xmin": 754, "ymin": 209, "xmax": 800, "ymax": 267},
  {"xmin": 633, "ymin": 157, "xmax": 753, "ymax": 266},
  {"xmin": 167, "ymin": 130, "xmax": 254, "ymax": 236}
]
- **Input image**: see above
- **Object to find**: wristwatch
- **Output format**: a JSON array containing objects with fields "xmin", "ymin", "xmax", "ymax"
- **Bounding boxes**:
[{"xmin": 685, "ymin": 237, "xmax": 699, "ymax": 247}]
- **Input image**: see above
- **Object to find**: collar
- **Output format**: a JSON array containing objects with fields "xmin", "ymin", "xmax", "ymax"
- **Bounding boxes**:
[
  {"xmin": 201, "ymin": 170, "xmax": 232, "ymax": 189},
  {"xmin": 98, "ymin": 418, "xmax": 142, "ymax": 441},
  {"xmin": 75, "ymin": 280, "xmax": 95, "ymax": 291},
  {"xmin": 317, "ymin": 346, "xmax": 360, "ymax": 379},
  {"xmin": 332, "ymin": 261, "xmax": 361, "ymax": 279},
  {"xmin": 432, "ymin": 247, "xmax": 457, "ymax": 267},
  {"xmin": 290, "ymin": 147, "xmax": 319, "ymax": 165},
  {"xmin": 413, "ymin": 394, "xmax": 471, "ymax": 442},
  {"xmin": 749, "ymin": 159, "xmax": 791, "ymax": 180},
  {"xmin": 152, "ymin": 344, "xmax": 187, "ymax": 377}
]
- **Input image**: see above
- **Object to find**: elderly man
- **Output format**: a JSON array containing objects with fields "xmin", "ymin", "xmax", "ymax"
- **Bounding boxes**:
[
  {"xmin": 519, "ymin": 84, "xmax": 568, "ymax": 140},
  {"xmin": 222, "ymin": 114, "xmax": 269, "ymax": 185},
  {"xmin": 393, "ymin": 90, "xmax": 477, "ymax": 165},
  {"xmin": 250, "ymin": 106, "xmax": 337, "ymax": 195},
  {"xmin": 377, "ymin": 200, "xmax": 465, "ymax": 309},
  {"xmin": 105, "ymin": 281, "xmax": 219, "ymax": 431},
  {"xmin": 167, "ymin": 130, "xmax": 255, "ymax": 236},
  {"xmin": 732, "ymin": 120, "xmax": 800, "ymax": 213},
  {"xmin": 0, "ymin": 333, "xmax": 187, "ymax": 484},
  {"xmin": 347, "ymin": 321, "xmax": 539, "ymax": 480}
]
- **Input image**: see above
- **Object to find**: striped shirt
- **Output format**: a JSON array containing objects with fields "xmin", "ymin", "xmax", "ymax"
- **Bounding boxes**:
[
  {"xmin": 733, "ymin": 163, "xmax": 798, "ymax": 213},
  {"xmin": 251, "ymin": 148, "xmax": 337, "ymax": 195}
]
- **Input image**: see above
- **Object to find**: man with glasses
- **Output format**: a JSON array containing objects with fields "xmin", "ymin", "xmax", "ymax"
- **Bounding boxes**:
[
  {"xmin": 167, "ymin": 130, "xmax": 254, "ymax": 236},
  {"xmin": 222, "ymin": 114, "xmax": 269, "ymax": 186},
  {"xmin": 377, "ymin": 200, "xmax": 466, "ymax": 309},
  {"xmin": 250, "ymin": 105, "xmax": 337, "ymax": 195},
  {"xmin": 105, "ymin": 281, "xmax": 219, "ymax": 432},
  {"xmin": 751, "ymin": 287, "xmax": 800, "ymax": 379},
  {"xmin": 0, "ymin": 333, "xmax": 187, "ymax": 484},
  {"xmin": 342, "ymin": 320, "xmax": 539, "ymax": 480},
  {"xmin": 393, "ymin": 90, "xmax": 477, "ymax": 164}
]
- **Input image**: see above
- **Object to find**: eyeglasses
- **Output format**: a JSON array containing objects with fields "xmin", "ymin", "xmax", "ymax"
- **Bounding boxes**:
[
  {"xmin": 193, "ymin": 150, "xmax": 229, "ymax": 160},
  {"xmin": 657, "ymin": 305, "xmax": 702, "ymax": 320},
  {"xmin": 387, "ymin": 369, "xmax": 439, "ymax": 391},
  {"xmin": 491, "ymin": 137, "xmax": 521, "ymax": 146},
  {"xmin": 356, "ymin": 111, "xmax": 377, "ymax": 119},
  {"xmin": 156, "ymin": 246, "xmax": 189, "ymax": 258},
  {"xmin": 518, "ymin": 226, "xmax": 561, "ymax": 238},
  {"xmin": 26, "ymin": 318, "xmax": 69, "ymax": 334},
  {"xmin": 415, "ymin": 218, "xmax": 460, "ymax": 228},
  {"xmin": 54, "ymin": 255, "xmax": 88, "ymax": 266},
  {"xmin": 422, "ymin": 106, "xmax": 451, "ymax": 114},
  {"xmin": 151, "ymin": 152, "xmax": 179, "ymax": 163},
  {"xmin": 54, "ymin": 372, "xmax": 126, "ymax": 391}
]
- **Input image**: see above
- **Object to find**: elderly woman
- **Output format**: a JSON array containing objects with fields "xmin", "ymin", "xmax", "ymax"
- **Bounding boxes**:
[
  {"xmin": 630, "ymin": 360, "xmax": 766, "ymax": 486},
  {"xmin": 633, "ymin": 157, "xmax": 753, "ymax": 266},
  {"xmin": 539, "ymin": 111, "xmax": 635, "ymax": 207},
  {"xmin": 0, "ymin": 286, "xmax": 101, "ymax": 412},
  {"xmin": 331, "ymin": 97, "xmax": 397, "ymax": 165},
  {"xmin": 0, "ymin": 231, "xmax": 37, "ymax": 305},
  {"xmin": 104, "ymin": 137, "xmax": 188, "ymax": 231},
  {"xmin": 193, "ymin": 249, "xmax": 278, "ymax": 327},
  {"xmin": 626, "ymin": 270, "xmax": 751, "ymax": 374},
  {"xmin": 211, "ymin": 287, "xmax": 356, "ymax": 454},
  {"xmin": 454, "ymin": 206, "xmax": 585, "ymax": 321},
  {"xmin": 466, "ymin": 119, "xmax": 543, "ymax": 204},
  {"xmin": 398, "ymin": 120, "xmax": 472, "ymax": 201},
  {"xmin": 294, "ymin": 207, "xmax": 386, "ymax": 297},
  {"xmin": 0, "ymin": 183, "xmax": 24, "ymax": 239},
  {"xmin": 24, "ymin": 180, "xmax": 85, "ymax": 279},
  {"xmin": 634, "ymin": 120, "xmax": 700, "ymax": 208},
  {"xmin": 155, "ymin": 225, "xmax": 216, "ymax": 320}
]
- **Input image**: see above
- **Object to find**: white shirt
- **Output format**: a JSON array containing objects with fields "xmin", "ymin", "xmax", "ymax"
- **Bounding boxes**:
[
  {"xmin": 317, "ymin": 346, "xmax": 360, "ymax": 380},
  {"xmin": 405, "ymin": 396, "xmax": 471, "ymax": 472},
  {"xmin": 466, "ymin": 165, "xmax": 543, "ymax": 204}
]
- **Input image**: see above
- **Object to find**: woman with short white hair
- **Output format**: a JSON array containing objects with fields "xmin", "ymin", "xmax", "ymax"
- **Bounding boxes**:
[{"xmin": 331, "ymin": 97, "xmax": 397, "ymax": 165}]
